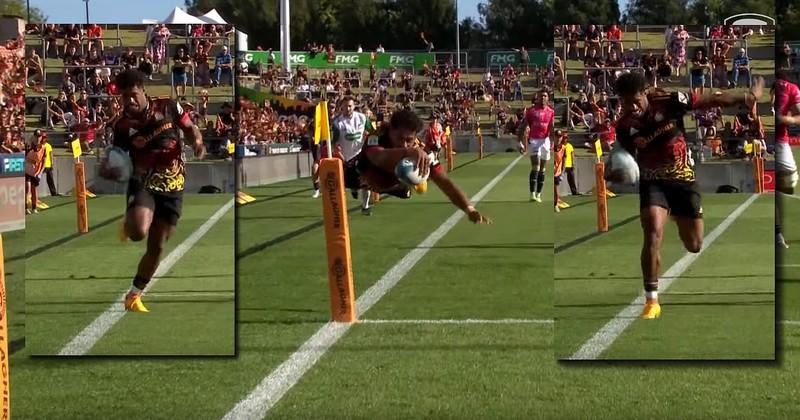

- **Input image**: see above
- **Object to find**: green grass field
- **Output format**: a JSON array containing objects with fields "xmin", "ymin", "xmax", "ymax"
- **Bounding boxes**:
[
  {"xmin": 5, "ymin": 150, "xmax": 800, "ymax": 417},
  {"xmin": 555, "ymin": 193, "xmax": 774, "ymax": 359},
  {"xmin": 23, "ymin": 193, "xmax": 234, "ymax": 356}
]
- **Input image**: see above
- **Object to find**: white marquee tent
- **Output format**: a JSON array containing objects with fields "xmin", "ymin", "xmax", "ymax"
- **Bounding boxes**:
[
  {"xmin": 199, "ymin": 9, "xmax": 227, "ymax": 24},
  {"xmin": 160, "ymin": 7, "xmax": 206, "ymax": 24}
]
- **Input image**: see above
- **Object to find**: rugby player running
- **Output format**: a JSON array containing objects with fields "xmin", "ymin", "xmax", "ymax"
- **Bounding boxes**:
[
  {"xmin": 100, "ymin": 69, "xmax": 206, "ymax": 312},
  {"xmin": 611, "ymin": 72, "xmax": 764, "ymax": 319}
]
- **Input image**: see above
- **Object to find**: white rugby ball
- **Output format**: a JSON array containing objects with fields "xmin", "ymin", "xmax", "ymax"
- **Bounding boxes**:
[
  {"xmin": 608, "ymin": 145, "xmax": 639, "ymax": 184},
  {"xmin": 395, "ymin": 157, "xmax": 429, "ymax": 186},
  {"xmin": 104, "ymin": 146, "xmax": 133, "ymax": 183}
]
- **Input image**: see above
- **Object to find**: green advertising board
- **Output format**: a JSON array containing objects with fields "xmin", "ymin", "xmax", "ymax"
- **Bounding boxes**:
[
  {"xmin": 485, "ymin": 50, "xmax": 553, "ymax": 68},
  {"xmin": 240, "ymin": 51, "xmax": 436, "ymax": 69}
]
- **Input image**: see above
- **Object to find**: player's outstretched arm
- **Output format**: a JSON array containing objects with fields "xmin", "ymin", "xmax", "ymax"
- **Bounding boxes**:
[
  {"xmin": 430, "ymin": 169, "xmax": 492, "ymax": 224},
  {"xmin": 693, "ymin": 75, "xmax": 764, "ymax": 110}
]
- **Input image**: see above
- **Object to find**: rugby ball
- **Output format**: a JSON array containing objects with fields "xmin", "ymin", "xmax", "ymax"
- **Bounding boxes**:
[
  {"xmin": 104, "ymin": 146, "xmax": 133, "ymax": 183},
  {"xmin": 395, "ymin": 157, "xmax": 429, "ymax": 186},
  {"xmin": 608, "ymin": 146, "xmax": 639, "ymax": 184}
]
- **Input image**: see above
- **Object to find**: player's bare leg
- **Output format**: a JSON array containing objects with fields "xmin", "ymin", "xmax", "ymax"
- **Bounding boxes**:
[
  {"xmin": 311, "ymin": 162, "xmax": 320, "ymax": 198},
  {"xmin": 123, "ymin": 196, "xmax": 155, "ymax": 312},
  {"xmin": 640, "ymin": 205, "xmax": 669, "ymax": 319},
  {"xmin": 529, "ymin": 155, "xmax": 539, "ymax": 201},
  {"xmin": 360, "ymin": 186, "xmax": 371, "ymax": 215},
  {"xmin": 675, "ymin": 216, "xmax": 703, "ymax": 253}
]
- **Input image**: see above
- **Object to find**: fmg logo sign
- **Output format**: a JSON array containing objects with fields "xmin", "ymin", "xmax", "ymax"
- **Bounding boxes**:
[
  {"xmin": 389, "ymin": 55, "xmax": 414, "ymax": 65},
  {"xmin": 488, "ymin": 52, "xmax": 519, "ymax": 66},
  {"xmin": 334, "ymin": 54, "xmax": 361, "ymax": 65}
]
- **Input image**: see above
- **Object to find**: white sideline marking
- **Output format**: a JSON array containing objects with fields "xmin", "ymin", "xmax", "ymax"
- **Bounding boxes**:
[
  {"xmin": 58, "ymin": 199, "xmax": 234, "ymax": 356},
  {"xmin": 568, "ymin": 194, "xmax": 760, "ymax": 360},
  {"xmin": 358, "ymin": 318, "xmax": 553, "ymax": 325},
  {"xmin": 783, "ymin": 320, "xmax": 800, "ymax": 326},
  {"xmin": 222, "ymin": 155, "xmax": 524, "ymax": 420},
  {"xmin": 779, "ymin": 264, "xmax": 800, "ymax": 268},
  {"xmin": 782, "ymin": 194, "xmax": 800, "ymax": 200}
]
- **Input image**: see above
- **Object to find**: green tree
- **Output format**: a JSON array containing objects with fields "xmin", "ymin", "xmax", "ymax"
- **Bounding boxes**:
[
  {"xmin": 623, "ymin": 0, "xmax": 693, "ymax": 24},
  {"xmin": 691, "ymin": 0, "xmax": 775, "ymax": 24},
  {"xmin": 1, "ymin": 0, "xmax": 46, "ymax": 22},
  {"xmin": 478, "ymin": 0, "xmax": 552, "ymax": 48},
  {"xmin": 553, "ymin": 0, "xmax": 620, "ymax": 25}
]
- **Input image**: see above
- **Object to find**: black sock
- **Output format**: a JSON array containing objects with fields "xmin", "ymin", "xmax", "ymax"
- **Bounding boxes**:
[
  {"xmin": 313, "ymin": 180, "xmax": 320, "ymax": 191},
  {"xmin": 536, "ymin": 171, "xmax": 545, "ymax": 193},
  {"xmin": 529, "ymin": 170, "xmax": 536, "ymax": 192},
  {"xmin": 644, "ymin": 282, "xmax": 658, "ymax": 293},
  {"xmin": 776, "ymin": 224, "xmax": 782, "ymax": 235},
  {"xmin": 133, "ymin": 275, "xmax": 150, "ymax": 290}
]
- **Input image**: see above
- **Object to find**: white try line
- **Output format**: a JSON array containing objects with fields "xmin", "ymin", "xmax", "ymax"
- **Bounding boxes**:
[
  {"xmin": 783, "ymin": 320, "xmax": 800, "ymax": 326},
  {"xmin": 782, "ymin": 193, "xmax": 800, "ymax": 200},
  {"xmin": 358, "ymin": 318, "xmax": 553, "ymax": 325},
  {"xmin": 58, "ymin": 199, "xmax": 235, "ymax": 356},
  {"xmin": 222, "ymin": 155, "xmax": 524, "ymax": 420},
  {"xmin": 568, "ymin": 193, "xmax": 760, "ymax": 360}
]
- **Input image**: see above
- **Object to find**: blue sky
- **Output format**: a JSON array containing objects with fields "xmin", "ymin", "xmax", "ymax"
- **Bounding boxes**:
[{"xmin": 31, "ymin": 0, "xmax": 482, "ymax": 24}]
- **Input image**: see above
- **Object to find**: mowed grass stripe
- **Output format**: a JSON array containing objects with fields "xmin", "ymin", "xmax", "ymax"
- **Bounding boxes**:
[
  {"xmin": 555, "ymin": 194, "xmax": 762, "ymax": 359},
  {"xmin": 86, "ymin": 201, "xmax": 236, "ymax": 355},
  {"xmin": 603, "ymin": 193, "xmax": 774, "ymax": 359},
  {"xmin": 25, "ymin": 195, "xmax": 233, "ymax": 355}
]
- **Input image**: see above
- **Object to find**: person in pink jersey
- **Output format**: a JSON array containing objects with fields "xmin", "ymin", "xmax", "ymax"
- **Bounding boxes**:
[
  {"xmin": 774, "ymin": 70, "xmax": 800, "ymax": 248},
  {"xmin": 517, "ymin": 90, "xmax": 554, "ymax": 202}
]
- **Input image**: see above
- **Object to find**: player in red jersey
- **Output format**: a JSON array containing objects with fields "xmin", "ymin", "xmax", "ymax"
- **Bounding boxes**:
[
  {"xmin": 773, "ymin": 70, "xmax": 800, "ymax": 248},
  {"xmin": 100, "ymin": 69, "xmax": 206, "ymax": 312},
  {"xmin": 611, "ymin": 72, "xmax": 763, "ymax": 319},
  {"xmin": 351, "ymin": 109, "xmax": 491, "ymax": 223},
  {"xmin": 517, "ymin": 90, "xmax": 555, "ymax": 202}
]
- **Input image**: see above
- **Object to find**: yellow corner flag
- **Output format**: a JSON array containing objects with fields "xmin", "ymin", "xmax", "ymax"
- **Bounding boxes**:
[
  {"xmin": 314, "ymin": 101, "xmax": 331, "ymax": 145},
  {"xmin": 71, "ymin": 139, "xmax": 82, "ymax": 158},
  {"xmin": 445, "ymin": 126, "xmax": 451, "ymax": 137},
  {"xmin": 476, "ymin": 127, "xmax": 482, "ymax": 136},
  {"xmin": 227, "ymin": 142, "xmax": 235, "ymax": 154},
  {"xmin": 594, "ymin": 139, "xmax": 602, "ymax": 158},
  {"xmin": 744, "ymin": 142, "xmax": 753, "ymax": 155}
]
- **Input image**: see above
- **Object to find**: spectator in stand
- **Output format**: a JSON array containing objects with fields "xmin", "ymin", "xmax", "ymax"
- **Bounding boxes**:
[
  {"xmin": 42, "ymin": 24, "xmax": 59, "ymax": 58},
  {"xmin": 87, "ymin": 24, "xmax": 104, "ymax": 52},
  {"xmin": 148, "ymin": 24, "xmax": 171, "ymax": 74},
  {"xmin": 691, "ymin": 47, "xmax": 710, "ymax": 95},
  {"xmin": 62, "ymin": 44, "xmax": 82, "ymax": 80},
  {"xmin": 583, "ymin": 24, "xmax": 602, "ymax": 59},
  {"xmin": 711, "ymin": 46, "xmax": 728, "ymax": 89},
  {"xmin": 61, "ymin": 74, "xmax": 77, "ymax": 96},
  {"xmin": 172, "ymin": 47, "xmax": 192, "ymax": 100},
  {"xmin": 213, "ymin": 45, "xmax": 233, "ymax": 87},
  {"xmin": 193, "ymin": 43, "xmax": 211, "ymax": 87},
  {"xmin": 606, "ymin": 25, "xmax": 623, "ymax": 56},
  {"xmin": 376, "ymin": 44, "xmax": 385, "ymax": 53},
  {"xmin": 669, "ymin": 25, "xmax": 690, "ymax": 78},
  {"xmin": 138, "ymin": 51, "xmax": 154, "ymax": 80},
  {"xmin": 63, "ymin": 24, "xmax": 82, "ymax": 51},
  {"xmin": 121, "ymin": 47, "xmax": 137, "ymax": 70},
  {"xmin": 25, "ymin": 48, "xmax": 43, "ymax": 89},
  {"xmin": 732, "ymin": 48, "xmax": 751, "ymax": 88}
]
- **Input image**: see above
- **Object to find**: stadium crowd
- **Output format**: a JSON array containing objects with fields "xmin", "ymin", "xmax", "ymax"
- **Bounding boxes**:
[
  {"xmin": 238, "ymin": 44, "xmax": 542, "ymax": 152},
  {"xmin": 24, "ymin": 23, "xmax": 236, "ymax": 155},
  {"xmin": 0, "ymin": 33, "xmax": 26, "ymax": 154},
  {"xmin": 555, "ymin": 24, "xmax": 766, "ymax": 159}
]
